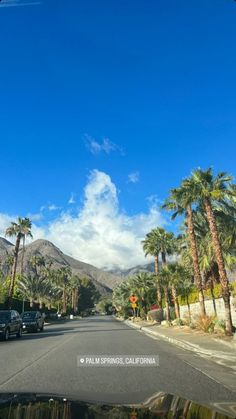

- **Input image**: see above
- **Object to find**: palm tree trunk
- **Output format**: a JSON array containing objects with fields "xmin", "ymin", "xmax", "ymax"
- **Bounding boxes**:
[
  {"xmin": 154, "ymin": 255, "xmax": 159, "ymax": 274},
  {"xmin": 161, "ymin": 252, "xmax": 167, "ymax": 266},
  {"xmin": 62, "ymin": 287, "xmax": 67, "ymax": 314},
  {"xmin": 72, "ymin": 288, "xmax": 77, "ymax": 313},
  {"xmin": 20, "ymin": 235, "xmax": 25, "ymax": 276},
  {"xmin": 172, "ymin": 285, "xmax": 180, "ymax": 319},
  {"xmin": 74, "ymin": 288, "xmax": 78, "ymax": 313},
  {"xmin": 7, "ymin": 234, "xmax": 21, "ymax": 309},
  {"xmin": 186, "ymin": 206, "xmax": 206, "ymax": 316},
  {"xmin": 204, "ymin": 198, "xmax": 233, "ymax": 335},
  {"xmin": 210, "ymin": 279, "xmax": 217, "ymax": 316},
  {"xmin": 154, "ymin": 255, "xmax": 162, "ymax": 308},
  {"xmin": 164, "ymin": 285, "xmax": 171, "ymax": 322}
]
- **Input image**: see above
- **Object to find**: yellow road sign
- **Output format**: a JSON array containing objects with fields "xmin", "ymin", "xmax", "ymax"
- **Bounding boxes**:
[{"xmin": 131, "ymin": 303, "xmax": 137, "ymax": 308}]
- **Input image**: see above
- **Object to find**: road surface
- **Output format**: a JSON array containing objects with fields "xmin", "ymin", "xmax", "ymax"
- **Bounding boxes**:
[{"xmin": 0, "ymin": 315, "xmax": 235, "ymax": 408}]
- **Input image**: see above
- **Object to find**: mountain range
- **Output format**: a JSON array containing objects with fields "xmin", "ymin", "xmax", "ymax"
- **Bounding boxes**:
[
  {"xmin": 0, "ymin": 238, "xmax": 123, "ymax": 295},
  {"xmin": 0, "ymin": 237, "xmax": 158, "ymax": 294}
]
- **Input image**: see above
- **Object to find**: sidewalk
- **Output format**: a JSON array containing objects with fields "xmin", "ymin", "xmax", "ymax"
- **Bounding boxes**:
[{"xmin": 116, "ymin": 317, "xmax": 236, "ymax": 371}]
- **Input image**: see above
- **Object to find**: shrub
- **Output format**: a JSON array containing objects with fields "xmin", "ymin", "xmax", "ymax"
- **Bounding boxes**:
[
  {"xmin": 170, "ymin": 307, "xmax": 176, "ymax": 321},
  {"xmin": 193, "ymin": 314, "xmax": 215, "ymax": 333},
  {"xmin": 172, "ymin": 318, "xmax": 183, "ymax": 326},
  {"xmin": 182, "ymin": 314, "xmax": 191, "ymax": 326},
  {"xmin": 230, "ymin": 281, "xmax": 236, "ymax": 297},
  {"xmin": 178, "ymin": 281, "xmax": 236, "ymax": 306},
  {"xmin": 214, "ymin": 318, "xmax": 226, "ymax": 334},
  {"xmin": 139, "ymin": 308, "xmax": 147, "ymax": 320}
]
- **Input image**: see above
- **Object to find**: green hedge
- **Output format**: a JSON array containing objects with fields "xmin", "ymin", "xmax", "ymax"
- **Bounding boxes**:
[{"xmin": 179, "ymin": 281, "xmax": 236, "ymax": 306}]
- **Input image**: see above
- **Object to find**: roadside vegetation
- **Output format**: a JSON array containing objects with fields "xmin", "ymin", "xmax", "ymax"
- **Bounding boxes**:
[
  {"xmin": 0, "ymin": 218, "xmax": 100, "ymax": 317},
  {"xmin": 113, "ymin": 168, "xmax": 236, "ymax": 336}
]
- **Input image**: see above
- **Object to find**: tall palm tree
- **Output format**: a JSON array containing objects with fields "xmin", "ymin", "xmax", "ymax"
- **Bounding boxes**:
[
  {"xmin": 158, "ymin": 266, "xmax": 171, "ymax": 322},
  {"xmin": 167, "ymin": 263, "xmax": 182, "ymax": 320},
  {"xmin": 69, "ymin": 275, "xmax": 81, "ymax": 314},
  {"xmin": 55, "ymin": 267, "xmax": 72, "ymax": 314},
  {"xmin": 163, "ymin": 186, "xmax": 206, "ymax": 316},
  {"xmin": 188, "ymin": 168, "xmax": 235, "ymax": 334},
  {"xmin": 142, "ymin": 229, "xmax": 162, "ymax": 307},
  {"xmin": 5, "ymin": 217, "xmax": 33, "ymax": 309},
  {"xmin": 155, "ymin": 228, "xmax": 176, "ymax": 266}
]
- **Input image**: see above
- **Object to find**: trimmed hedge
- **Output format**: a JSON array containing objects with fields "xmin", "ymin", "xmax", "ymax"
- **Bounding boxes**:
[{"xmin": 179, "ymin": 281, "xmax": 236, "ymax": 306}]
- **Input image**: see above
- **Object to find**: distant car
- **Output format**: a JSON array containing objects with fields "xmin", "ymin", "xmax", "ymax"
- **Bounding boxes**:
[
  {"xmin": 0, "ymin": 310, "xmax": 23, "ymax": 341},
  {"xmin": 21, "ymin": 311, "xmax": 44, "ymax": 332}
]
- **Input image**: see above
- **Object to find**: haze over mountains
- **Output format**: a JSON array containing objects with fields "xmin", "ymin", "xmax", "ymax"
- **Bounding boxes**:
[{"xmin": 107, "ymin": 263, "xmax": 154, "ymax": 278}]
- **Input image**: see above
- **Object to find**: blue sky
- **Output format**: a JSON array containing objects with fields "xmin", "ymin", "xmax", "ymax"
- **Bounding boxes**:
[{"xmin": 0, "ymin": 0, "xmax": 235, "ymax": 268}]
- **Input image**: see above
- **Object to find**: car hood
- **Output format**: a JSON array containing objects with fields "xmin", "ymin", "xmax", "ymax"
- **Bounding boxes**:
[{"xmin": 0, "ymin": 392, "xmax": 235, "ymax": 418}]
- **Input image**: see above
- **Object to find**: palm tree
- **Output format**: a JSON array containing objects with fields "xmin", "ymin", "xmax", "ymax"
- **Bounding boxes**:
[
  {"xmin": 158, "ymin": 266, "xmax": 171, "ymax": 322},
  {"xmin": 69, "ymin": 275, "xmax": 81, "ymax": 314},
  {"xmin": 55, "ymin": 267, "xmax": 72, "ymax": 314},
  {"xmin": 155, "ymin": 228, "xmax": 175, "ymax": 267},
  {"xmin": 142, "ymin": 229, "xmax": 162, "ymax": 307},
  {"xmin": 30, "ymin": 255, "xmax": 46, "ymax": 277},
  {"xmin": 188, "ymin": 168, "xmax": 235, "ymax": 334},
  {"xmin": 163, "ymin": 185, "xmax": 206, "ymax": 316},
  {"xmin": 18, "ymin": 275, "xmax": 38, "ymax": 308},
  {"xmin": 5, "ymin": 217, "xmax": 33, "ymax": 309},
  {"xmin": 167, "ymin": 263, "xmax": 182, "ymax": 320}
]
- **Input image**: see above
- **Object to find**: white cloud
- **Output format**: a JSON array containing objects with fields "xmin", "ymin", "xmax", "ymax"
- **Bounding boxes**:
[
  {"xmin": 44, "ymin": 170, "xmax": 166, "ymax": 269},
  {"xmin": 0, "ymin": 171, "xmax": 166, "ymax": 269},
  {"xmin": 68, "ymin": 193, "xmax": 76, "ymax": 205},
  {"xmin": 128, "ymin": 171, "xmax": 140, "ymax": 184},
  {"xmin": 40, "ymin": 204, "xmax": 60, "ymax": 212},
  {"xmin": 0, "ymin": 0, "xmax": 41, "ymax": 8},
  {"xmin": 26, "ymin": 212, "xmax": 43, "ymax": 222},
  {"xmin": 0, "ymin": 213, "xmax": 15, "ymax": 239},
  {"xmin": 84, "ymin": 134, "xmax": 124, "ymax": 155},
  {"xmin": 48, "ymin": 204, "xmax": 60, "ymax": 211}
]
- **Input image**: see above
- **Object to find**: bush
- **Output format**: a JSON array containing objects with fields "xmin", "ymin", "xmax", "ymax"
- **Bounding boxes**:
[
  {"xmin": 230, "ymin": 281, "xmax": 236, "ymax": 297},
  {"xmin": 172, "ymin": 318, "xmax": 183, "ymax": 326},
  {"xmin": 139, "ymin": 308, "xmax": 147, "ymax": 320},
  {"xmin": 193, "ymin": 314, "xmax": 215, "ymax": 333},
  {"xmin": 203, "ymin": 283, "xmax": 222, "ymax": 299},
  {"xmin": 170, "ymin": 307, "xmax": 176, "ymax": 321},
  {"xmin": 214, "ymin": 318, "xmax": 226, "ymax": 334},
  {"xmin": 179, "ymin": 281, "xmax": 236, "ymax": 306},
  {"xmin": 182, "ymin": 313, "xmax": 191, "ymax": 326},
  {"xmin": 179, "ymin": 289, "xmax": 199, "ymax": 306}
]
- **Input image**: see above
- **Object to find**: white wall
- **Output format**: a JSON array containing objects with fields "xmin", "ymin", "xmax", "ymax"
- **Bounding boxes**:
[{"xmin": 178, "ymin": 297, "xmax": 236, "ymax": 326}]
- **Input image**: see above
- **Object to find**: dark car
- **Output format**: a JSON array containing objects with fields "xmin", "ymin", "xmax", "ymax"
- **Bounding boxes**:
[
  {"xmin": 21, "ymin": 311, "xmax": 44, "ymax": 332},
  {"xmin": 0, "ymin": 310, "xmax": 23, "ymax": 341}
]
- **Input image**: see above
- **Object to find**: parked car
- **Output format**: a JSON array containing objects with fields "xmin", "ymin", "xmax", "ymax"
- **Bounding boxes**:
[
  {"xmin": 21, "ymin": 311, "xmax": 44, "ymax": 332},
  {"xmin": 0, "ymin": 310, "xmax": 23, "ymax": 341}
]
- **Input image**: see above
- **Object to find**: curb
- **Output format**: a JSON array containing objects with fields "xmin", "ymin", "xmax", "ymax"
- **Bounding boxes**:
[{"xmin": 118, "ymin": 318, "xmax": 236, "ymax": 370}]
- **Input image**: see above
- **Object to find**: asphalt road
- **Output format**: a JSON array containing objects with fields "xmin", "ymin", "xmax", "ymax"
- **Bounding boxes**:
[{"xmin": 0, "ymin": 315, "xmax": 235, "ymax": 409}]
